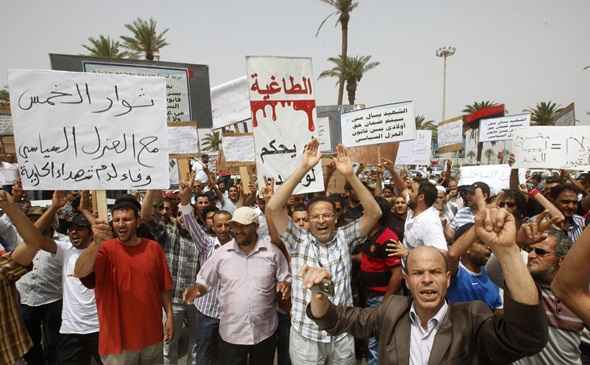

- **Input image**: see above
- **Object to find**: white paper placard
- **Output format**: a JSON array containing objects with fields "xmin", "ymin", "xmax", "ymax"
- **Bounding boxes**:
[
  {"xmin": 459, "ymin": 164, "xmax": 511, "ymax": 195},
  {"xmin": 247, "ymin": 56, "xmax": 324, "ymax": 193},
  {"xmin": 222, "ymin": 135, "xmax": 256, "ymax": 162},
  {"xmin": 0, "ymin": 162, "xmax": 18, "ymax": 185},
  {"xmin": 437, "ymin": 119, "xmax": 463, "ymax": 148},
  {"xmin": 512, "ymin": 126, "xmax": 590, "ymax": 170},
  {"xmin": 317, "ymin": 116, "xmax": 332, "ymax": 153},
  {"xmin": 8, "ymin": 69, "xmax": 169, "ymax": 190},
  {"xmin": 167, "ymin": 126, "xmax": 199, "ymax": 154},
  {"xmin": 479, "ymin": 113, "xmax": 530, "ymax": 142},
  {"xmin": 0, "ymin": 114, "xmax": 13, "ymax": 136},
  {"xmin": 341, "ymin": 101, "xmax": 416, "ymax": 147},
  {"xmin": 396, "ymin": 130, "xmax": 432, "ymax": 165}
]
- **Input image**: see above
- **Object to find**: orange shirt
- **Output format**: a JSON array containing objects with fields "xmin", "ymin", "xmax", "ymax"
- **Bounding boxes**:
[{"xmin": 94, "ymin": 238, "xmax": 172, "ymax": 355}]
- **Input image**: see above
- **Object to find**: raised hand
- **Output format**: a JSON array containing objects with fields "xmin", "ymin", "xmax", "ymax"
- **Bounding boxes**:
[
  {"xmin": 474, "ymin": 187, "xmax": 517, "ymax": 251},
  {"xmin": 276, "ymin": 281, "xmax": 291, "ymax": 301},
  {"xmin": 300, "ymin": 265, "xmax": 332, "ymax": 298},
  {"xmin": 261, "ymin": 177, "xmax": 275, "ymax": 203},
  {"xmin": 0, "ymin": 190, "xmax": 14, "ymax": 207},
  {"xmin": 92, "ymin": 219, "xmax": 113, "ymax": 245},
  {"xmin": 334, "ymin": 144, "xmax": 354, "ymax": 178},
  {"xmin": 301, "ymin": 139, "xmax": 321, "ymax": 171},
  {"xmin": 179, "ymin": 181, "xmax": 193, "ymax": 205},
  {"xmin": 385, "ymin": 240, "xmax": 409, "ymax": 258},
  {"xmin": 52, "ymin": 191, "xmax": 67, "ymax": 209}
]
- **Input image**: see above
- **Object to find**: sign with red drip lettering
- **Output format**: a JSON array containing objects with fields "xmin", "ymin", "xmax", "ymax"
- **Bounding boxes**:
[{"xmin": 246, "ymin": 56, "xmax": 324, "ymax": 194}]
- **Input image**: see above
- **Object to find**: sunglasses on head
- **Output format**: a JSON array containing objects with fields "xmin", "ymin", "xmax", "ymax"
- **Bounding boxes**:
[{"xmin": 524, "ymin": 247, "xmax": 551, "ymax": 256}]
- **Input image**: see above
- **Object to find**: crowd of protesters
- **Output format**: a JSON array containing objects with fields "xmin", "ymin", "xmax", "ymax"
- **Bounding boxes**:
[{"xmin": 1, "ymin": 140, "xmax": 590, "ymax": 365}]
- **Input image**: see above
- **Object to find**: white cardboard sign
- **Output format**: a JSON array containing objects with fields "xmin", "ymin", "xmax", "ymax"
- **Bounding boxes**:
[
  {"xmin": 459, "ymin": 164, "xmax": 511, "ymax": 195},
  {"xmin": 222, "ymin": 135, "xmax": 256, "ymax": 162},
  {"xmin": 8, "ymin": 69, "xmax": 169, "ymax": 190},
  {"xmin": 479, "ymin": 113, "xmax": 530, "ymax": 142},
  {"xmin": 437, "ymin": 119, "xmax": 463, "ymax": 148},
  {"xmin": 341, "ymin": 101, "xmax": 416, "ymax": 148},
  {"xmin": 396, "ymin": 130, "xmax": 432, "ymax": 165}
]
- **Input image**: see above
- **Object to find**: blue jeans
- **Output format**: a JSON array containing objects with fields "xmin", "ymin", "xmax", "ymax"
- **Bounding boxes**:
[
  {"xmin": 367, "ymin": 295, "xmax": 383, "ymax": 365},
  {"xmin": 191, "ymin": 310, "xmax": 220, "ymax": 365}
]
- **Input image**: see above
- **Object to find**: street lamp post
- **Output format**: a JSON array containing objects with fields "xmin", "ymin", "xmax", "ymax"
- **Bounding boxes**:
[{"xmin": 436, "ymin": 46, "xmax": 456, "ymax": 122}]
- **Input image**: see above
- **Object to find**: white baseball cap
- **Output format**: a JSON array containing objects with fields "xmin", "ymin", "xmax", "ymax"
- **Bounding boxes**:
[{"xmin": 230, "ymin": 207, "xmax": 259, "ymax": 225}]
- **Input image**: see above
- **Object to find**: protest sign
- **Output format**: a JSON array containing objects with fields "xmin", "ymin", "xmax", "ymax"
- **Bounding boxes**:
[
  {"xmin": 0, "ymin": 113, "xmax": 13, "ymax": 136},
  {"xmin": 459, "ymin": 164, "xmax": 511, "ymax": 195},
  {"xmin": 317, "ymin": 116, "xmax": 332, "ymax": 153},
  {"xmin": 479, "ymin": 113, "xmax": 530, "ymax": 142},
  {"xmin": 247, "ymin": 56, "xmax": 324, "ymax": 194},
  {"xmin": 0, "ymin": 162, "xmax": 18, "ymax": 185},
  {"xmin": 512, "ymin": 126, "xmax": 590, "ymax": 170},
  {"xmin": 167, "ymin": 125, "xmax": 199, "ymax": 155},
  {"xmin": 340, "ymin": 101, "xmax": 416, "ymax": 148},
  {"xmin": 396, "ymin": 130, "xmax": 432, "ymax": 165},
  {"xmin": 8, "ymin": 69, "xmax": 169, "ymax": 190},
  {"xmin": 211, "ymin": 76, "xmax": 251, "ymax": 129},
  {"xmin": 51, "ymin": 54, "xmax": 212, "ymax": 126},
  {"xmin": 437, "ymin": 117, "xmax": 463, "ymax": 150},
  {"xmin": 222, "ymin": 134, "xmax": 256, "ymax": 162}
]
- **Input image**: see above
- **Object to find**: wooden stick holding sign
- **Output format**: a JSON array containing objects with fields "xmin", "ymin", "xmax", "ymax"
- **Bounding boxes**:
[{"xmin": 93, "ymin": 191, "xmax": 108, "ymax": 221}]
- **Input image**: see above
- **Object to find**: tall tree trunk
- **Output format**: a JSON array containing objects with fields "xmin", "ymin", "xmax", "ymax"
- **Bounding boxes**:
[
  {"xmin": 337, "ymin": 14, "xmax": 349, "ymax": 105},
  {"xmin": 347, "ymin": 79, "xmax": 356, "ymax": 105}
]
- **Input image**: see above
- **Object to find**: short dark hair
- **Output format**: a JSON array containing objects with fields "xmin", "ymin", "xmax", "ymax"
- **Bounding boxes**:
[
  {"xmin": 112, "ymin": 195, "xmax": 141, "ymax": 217},
  {"xmin": 550, "ymin": 183, "xmax": 579, "ymax": 201},
  {"xmin": 213, "ymin": 210, "xmax": 232, "ymax": 221},
  {"xmin": 472, "ymin": 181, "xmax": 491, "ymax": 200},
  {"xmin": 306, "ymin": 196, "xmax": 336, "ymax": 213},
  {"xmin": 291, "ymin": 204, "xmax": 307, "ymax": 214},
  {"xmin": 196, "ymin": 193, "xmax": 210, "ymax": 201},
  {"xmin": 418, "ymin": 182, "xmax": 438, "ymax": 207}
]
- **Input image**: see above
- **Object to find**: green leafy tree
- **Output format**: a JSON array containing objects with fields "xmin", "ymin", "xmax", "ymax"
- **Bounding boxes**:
[
  {"xmin": 526, "ymin": 101, "xmax": 562, "ymax": 126},
  {"xmin": 462, "ymin": 100, "xmax": 499, "ymax": 114},
  {"xmin": 121, "ymin": 18, "xmax": 169, "ymax": 61},
  {"xmin": 82, "ymin": 35, "xmax": 133, "ymax": 59},
  {"xmin": 415, "ymin": 115, "xmax": 438, "ymax": 145},
  {"xmin": 0, "ymin": 87, "xmax": 9, "ymax": 104},
  {"xmin": 201, "ymin": 131, "xmax": 222, "ymax": 152},
  {"xmin": 316, "ymin": 0, "xmax": 359, "ymax": 105},
  {"xmin": 319, "ymin": 55, "xmax": 379, "ymax": 105}
]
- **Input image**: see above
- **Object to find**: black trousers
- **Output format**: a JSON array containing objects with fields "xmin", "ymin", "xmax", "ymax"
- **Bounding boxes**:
[
  {"xmin": 21, "ymin": 300, "xmax": 62, "ymax": 365},
  {"xmin": 58, "ymin": 332, "xmax": 102, "ymax": 365},
  {"xmin": 219, "ymin": 332, "xmax": 278, "ymax": 365}
]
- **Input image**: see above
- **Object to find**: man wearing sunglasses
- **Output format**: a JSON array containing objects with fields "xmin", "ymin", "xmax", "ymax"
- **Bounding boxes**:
[
  {"xmin": 444, "ymin": 182, "xmax": 491, "ymax": 243},
  {"xmin": 487, "ymin": 227, "xmax": 584, "ymax": 364}
]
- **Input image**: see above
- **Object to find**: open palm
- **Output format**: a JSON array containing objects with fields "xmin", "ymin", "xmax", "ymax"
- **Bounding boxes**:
[
  {"xmin": 302, "ymin": 139, "xmax": 321, "ymax": 170},
  {"xmin": 334, "ymin": 144, "xmax": 353, "ymax": 177}
]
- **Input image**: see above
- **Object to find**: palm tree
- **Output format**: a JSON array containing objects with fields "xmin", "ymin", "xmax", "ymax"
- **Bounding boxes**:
[
  {"xmin": 462, "ymin": 101, "xmax": 499, "ymax": 114},
  {"xmin": 0, "ymin": 87, "xmax": 9, "ymax": 105},
  {"xmin": 526, "ymin": 101, "xmax": 562, "ymax": 126},
  {"xmin": 315, "ymin": 0, "xmax": 359, "ymax": 105},
  {"xmin": 121, "ymin": 18, "xmax": 169, "ymax": 61},
  {"xmin": 201, "ymin": 131, "xmax": 222, "ymax": 152},
  {"xmin": 319, "ymin": 55, "xmax": 379, "ymax": 105},
  {"xmin": 82, "ymin": 35, "xmax": 133, "ymax": 59},
  {"xmin": 466, "ymin": 151, "xmax": 476, "ymax": 163}
]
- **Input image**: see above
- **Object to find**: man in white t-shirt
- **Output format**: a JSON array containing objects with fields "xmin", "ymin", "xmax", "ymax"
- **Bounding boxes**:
[
  {"xmin": 10, "ymin": 191, "xmax": 101, "ymax": 365},
  {"xmin": 403, "ymin": 181, "xmax": 448, "ymax": 251}
]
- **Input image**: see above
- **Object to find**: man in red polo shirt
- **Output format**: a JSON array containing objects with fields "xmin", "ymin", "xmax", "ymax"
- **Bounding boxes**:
[{"xmin": 75, "ymin": 196, "xmax": 173, "ymax": 365}]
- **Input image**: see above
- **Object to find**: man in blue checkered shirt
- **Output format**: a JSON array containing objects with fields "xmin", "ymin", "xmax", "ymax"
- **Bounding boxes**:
[{"xmin": 267, "ymin": 141, "xmax": 382, "ymax": 364}]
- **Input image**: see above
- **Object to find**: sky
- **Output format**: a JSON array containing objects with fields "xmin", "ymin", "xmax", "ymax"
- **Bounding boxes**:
[{"xmin": 1, "ymin": 0, "xmax": 589, "ymax": 124}]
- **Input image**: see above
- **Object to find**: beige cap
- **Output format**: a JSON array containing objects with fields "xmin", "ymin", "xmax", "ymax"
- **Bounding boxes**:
[{"xmin": 230, "ymin": 207, "xmax": 258, "ymax": 225}]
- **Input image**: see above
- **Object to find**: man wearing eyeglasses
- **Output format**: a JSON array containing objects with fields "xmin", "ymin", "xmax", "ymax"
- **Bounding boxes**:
[
  {"xmin": 487, "ymin": 227, "xmax": 584, "ymax": 364},
  {"xmin": 267, "ymin": 141, "xmax": 382, "ymax": 365}
]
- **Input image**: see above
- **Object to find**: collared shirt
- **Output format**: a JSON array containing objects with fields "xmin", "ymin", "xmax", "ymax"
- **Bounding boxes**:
[
  {"xmin": 567, "ymin": 214, "xmax": 585, "ymax": 242},
  {"xmin": 404, "ymin": 207, "xmax": 448, "ymax": 251},
  {"xmin": 280, "ymin": 218, "xmax": 365, "ymax": 343},
  {"xmin": 409, "ymin": 301, "xmax": 448, "ymax": 365},
  {"xmin": 449, "ymin": 206, "xmax": 475, "ymax": 231},
  {"xmin": 197, "ymin": 236, "xmax": 290, "ymax": 345},
  {"xmin": 16, "ymin": 234, "xmax": 66, "ymax": 306},
  {"xmin": 180, "ymin": 203, "xmax": 224, "ymax": 319},
  {"xmin": 0, "ymin": 253, "xmax": 33, "ymax": 365},
  {"xmin": 150, "ymin": 215, "xmax": 200, "ymax": 304}
]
